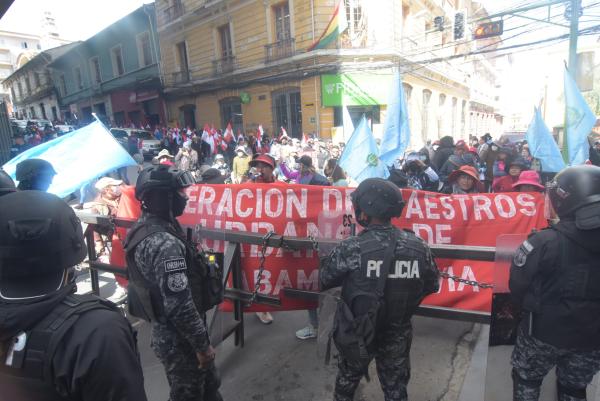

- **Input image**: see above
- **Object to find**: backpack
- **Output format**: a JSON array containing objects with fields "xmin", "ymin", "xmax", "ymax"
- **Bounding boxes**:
[{"xmin": 328, "ymin": 231, "xmax": 398, "ymax": 365}]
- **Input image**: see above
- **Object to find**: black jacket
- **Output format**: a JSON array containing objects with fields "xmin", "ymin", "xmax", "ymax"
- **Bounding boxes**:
[
  {"xmin": 0, "ymin": 287, "xmax": 147, "ymax": 401},
  {"xmin": 509, "ymin": 220, "xmax": 600, "ymax": 350}
]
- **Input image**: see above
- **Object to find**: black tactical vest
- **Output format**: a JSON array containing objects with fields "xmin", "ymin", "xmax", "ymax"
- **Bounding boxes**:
[
  {"xmin": 531, "ymin": 226, "xmax": 600, "ymax": 350},
  {"xmin": 0, "ymin": 294, "xmax": 118, "ymax": 401},
  {"xmin": 341, "ymin": 227, "xmax": 428, "ymax": 327},
  {"xmin": 124, "ymin": 215, "xmax": 223, "ymax": 323}
]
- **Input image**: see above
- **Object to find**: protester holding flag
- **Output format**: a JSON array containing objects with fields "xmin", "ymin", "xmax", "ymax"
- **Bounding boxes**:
[{"xmin": 589, "ymin": 139, "xmax": 600, "ymax": 167}]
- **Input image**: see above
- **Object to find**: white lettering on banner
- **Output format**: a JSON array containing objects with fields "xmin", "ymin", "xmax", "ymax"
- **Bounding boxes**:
[
  {"xmin": 412, "ymin": 224, "xmax": 451, "ymax": 244},
  {"xmin": 198, "ymin": 186, "xmax": 216, "ymax": 215},
  {"xmin": 435, "ymin": 224, "xmax": 452, "ymax": 244},
  {"xmin": 439, "ymin": 265, "xmax": 480, "ymax": 293},
  {"xmin": 279, "ymin": 222, "xmax": 302, "ymax": 258},
  {"xmin": 215, "ymin": 188, "xmax": 234, "ymax": 217},
  {"xmin": 405, "ymin": 191, "xmax": 424, "ymax": 219},
  {"xmin": 322, "ymin": 188, "xmax": 343, "ymax": 217},
  {"xmin": 297, "ymin": 269, "xmax": 319, "ymax": 291},
  {"xmin": 265, "ymin": 188, "xmax": 284, "ymax": 218},
  {"xmin": 287, "ymin": 188, "xmax": 307, "ymax": 218},
  {"xmin": 185, "ymin": 186, "xmax": 198, "ymax": 213},
  {"xmin": 472, "ymin": 196, "xmax": 495, "ymax": 221},
  {"xmin": 254, "ymin": 269, "xmax": 272, "ymax": 294},
  {"xmin": 413, "ymin": 224, "xmax": 433, "ymax": 243},
  {"xmin": 495, "ymin": 194, "xmax": 516, "ymax": 218},
  {"xmin": 273, "ymin": 270, "xmax": 293, "ymax": 295},
  {"xmin": 256, "ymin": 188, "xmax": 263, "ymax": 218},
  {"xmin": 235, "ymin": 189, "xmax": 253, "ymax": 217},
  {"xmin": 344, "ymin": 189, "xmax": 355, "ymax": 214},
  {"xmin": 424, "ymin": 195, "xmax": 440, "ymax": 219},
  {"xmin": 439, "ymin": 197, "xmax": 456, "ymax": 219},
  {"xmin": 517, "ymin": 193, "xmax": 536, "ymax": 216},
  {"xmin": 367, "ymin": 260, "xmax": 420, "ymax": 278},
  {"xmin": 455, "ymin": 195, "xmax": 469, "ymax": 221}
]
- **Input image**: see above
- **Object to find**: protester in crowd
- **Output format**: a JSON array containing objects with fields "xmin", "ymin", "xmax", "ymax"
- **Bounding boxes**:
[
  {"xmin": 232, "ymin": 146, "xmax": 251, "ymax": 183},
  {"xmin": 9, "ymin": 135, "xmax": 29, "ymax": 159},
  {"xmin": 492, "ymin": 158, "xmax": 528, "ymax": 192},
  {"xmin": 445, "ymin": 165, "xmax": 484, "ymax": 194},
  {"xmin": 212, "ymin": 154, "xmax": 230, "ymax": 178},
  {"xmin": 316, "ymin": 143, "xmax": 330, "ymax": 172},
  {"xmin": 438, "ymin": 140, "xmax": 471, "ymax": 187},
  {"xmin": 512, "ymin": 170, "xmax": 545, "ymax": 193},
  {"xmin": 330, "ymin": 145, "xmax": 341, "ymax": 161},
  {"xmin": 174, "ymin": 140, "xmax": 198, "ymax": 173},
  {"xmin": 324, "ymin": 159, "xmax": 348, "ymax": 186},
  {"xmin": 492, "ymin": 147, "xmax": 511, "ymax": 179},
  {"xmin": 197, "ymin": 168, "xmax": 227, "ymax": 184},
  {"xmin": 156, "ymin": 149, "xmax": 175, "ymax": 166},
  {"xmin": 402, "ymin": 151, "xmax": 439, "ymax": 191},
  {"xmin": 280, "ymin": 155, "xmax": 330, "ymax": 186},
  {"xmin": 431, "ymin": 135, "xmax": 455, "ymax": 171},
  {"xmin": 477, "ymin": 133, "xmax": 496, "ymax": 186},
  {"xmin": 589, "ymin": 139, "xmax": 600, "ymax": 167}
]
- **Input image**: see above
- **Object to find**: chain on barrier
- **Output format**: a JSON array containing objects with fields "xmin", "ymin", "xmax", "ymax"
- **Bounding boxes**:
[
  {"xmin": 438, "ymin": 270, "xmax": 494, "ymax": 289},
  {"xmin": 249, "ymin": 231, "xmax": 276, "ymax": 305}
]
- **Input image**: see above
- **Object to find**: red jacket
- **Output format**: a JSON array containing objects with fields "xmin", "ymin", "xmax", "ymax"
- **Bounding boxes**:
[{"xmin": 492, "ymin": 175, "xmax": 518, "ymax": 192}]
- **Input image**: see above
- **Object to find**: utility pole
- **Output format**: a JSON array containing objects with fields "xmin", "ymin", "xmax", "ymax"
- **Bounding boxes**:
[{"xmin": 563, "ymin": 0, "xmax": 582, "ymax": 162}]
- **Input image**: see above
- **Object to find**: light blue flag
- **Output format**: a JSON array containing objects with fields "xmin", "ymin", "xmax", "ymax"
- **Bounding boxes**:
[
  {"xmin": 564, "ymin": 67, "xmax": 596, "ymax": 165},
  {"xmin": 379, "ymin": 71, "xmax": 411, "ymax": 166},
  {"xmin": 525, "ymin": 107, "xmax": 565, "ymax": 172},
  {"xmin": 338, "ymin": 115, "xmax": 389, "ymax": 183},
  {"xmin": 342, "ymin": 105, "xmax": 354, "ymax": 143},
  {"xmin": 3, "ymin": 121, "xmax": 136, "ymax": 198}
]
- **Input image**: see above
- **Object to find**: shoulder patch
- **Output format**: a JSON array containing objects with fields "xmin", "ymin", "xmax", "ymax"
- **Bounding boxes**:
[
  {"xmin": 165, "ymin": 258, "xmax": 187, "ymax": 273},
  {"xmin": 167, "ymin": 272, "xmax": 188, "ymax": 292},
  {"xmin": 513, "ymin": 240, "xmax": 534, "ymax": 267}
]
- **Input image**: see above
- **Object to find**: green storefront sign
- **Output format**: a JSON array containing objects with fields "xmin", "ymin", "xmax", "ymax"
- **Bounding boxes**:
[{"xmin": 321, "ymin": 73, "xmax": 394, "ymax": 106}]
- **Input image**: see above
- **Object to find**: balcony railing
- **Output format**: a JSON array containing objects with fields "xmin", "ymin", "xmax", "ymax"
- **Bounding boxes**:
[
  {"xmin": 265, "ymin": 38, "xmax": 295, "ymax": 63},
  {"xmin": 212, "ymin": 55, "xmax": 236, "ymax": 76},
  {"xmin": 163, "ymin": 0, "xmax": 184, "ymax": 25},
  {"xmin": 172, "ymin": 70, "xmax": 190, "ymax": 84}
]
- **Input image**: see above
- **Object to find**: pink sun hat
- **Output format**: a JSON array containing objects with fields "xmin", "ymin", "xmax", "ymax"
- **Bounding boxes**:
[{"xmin": 512, "ymin": 170, "xmax": 545, "ymax": 190}]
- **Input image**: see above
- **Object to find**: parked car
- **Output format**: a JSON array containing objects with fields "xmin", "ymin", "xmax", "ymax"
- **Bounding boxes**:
[
  {"xmin": 109, "ymin": 128, "xmax": 159, "ymax": 159},
  {"xmin": 10, "ymin": 119, "xmax": 27, "ymax": 136},
  {"xmin": 29, "ymin": 119, "xmax": 53, "ymax": 129},
  {"xmin": 55, "ymin": 125, "xmax": 76, "ymax": 135}
]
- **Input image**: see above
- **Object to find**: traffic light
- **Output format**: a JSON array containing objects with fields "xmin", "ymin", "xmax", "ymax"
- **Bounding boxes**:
[
  {"xmin": 454, "ymin": 12, "xmax": 465, "ymax": 40},
  {"xmin": 473, "ymin": 20, "xmax": 504, "ymax": 40}
]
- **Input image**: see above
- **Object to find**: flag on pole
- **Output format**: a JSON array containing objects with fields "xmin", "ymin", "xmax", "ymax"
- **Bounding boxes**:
[
  {"xmin": 525, "ymin": 107, "xmax": 565, "ymax": 172},
  {"xmin": 278, "ymin": 127, "xmax": 289, "ymax": 141},
  {"xmin": 307, "ymin": 0, "xmax": 349, "ymax": 51},
  {"xmin": 564, "ymin": 66, "xmax": 596, "ymax": 165},
  {"xmin": 256, "ymin": 125, "xmax": 264, "ymax": 152},
  {"xmin": 300, "ymin": 132, "xmax": 309, "ymax": 148},
  {"xmin": 338, "ymin": 115, "xmax": 389, "ymax": 183},
  {"xmin": 379, "ymin": 71, "xmax": 411, "ymax": 166},
  {"xmin": 224, "ymin": 122, "xmax": 236, "ymax": 143},
  {"xmin": 342, "ymin": 105, "xmax": 354, "ymax": 143},
  {"xmin": 2, "ymin": 121, "xmax": 136, "ymax": 198}
]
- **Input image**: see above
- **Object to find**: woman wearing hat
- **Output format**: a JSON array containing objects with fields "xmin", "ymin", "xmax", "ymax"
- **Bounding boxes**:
[
  {"xmin": 248, "ymin": 154, "xmax": 277, "ymax": 184},
  {"xmin": 445, "ymin": 165, "xmax": 484, "ymax": 194},
  {"xmin": 492, "ymin": 157, "xmax": 529, "ymax": 192},
  {"xmin": 156, "ymin": 149, "xmax": 175, "ymax": 166},
  {"xmin": 232, "ymin": 146, "xmax": 251, "ymax": 183},
  {"xmin": 512, "ymin": 170, "xmax": 545, "ymax": 193}
]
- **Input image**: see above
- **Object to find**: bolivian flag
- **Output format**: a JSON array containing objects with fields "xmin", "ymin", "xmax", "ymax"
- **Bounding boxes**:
[{"xmin": 308, "ymin": 0, "xmax": 349, "ymax": 51}]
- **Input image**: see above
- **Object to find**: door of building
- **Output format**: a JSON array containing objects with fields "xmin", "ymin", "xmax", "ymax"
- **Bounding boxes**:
[
  {"xmin": 273, "ymin": 89, "xmax": 301, "ymax": 138},
  {"xmin": 179, "ymin": 104, "xmax": 196, "ymax": 129}
]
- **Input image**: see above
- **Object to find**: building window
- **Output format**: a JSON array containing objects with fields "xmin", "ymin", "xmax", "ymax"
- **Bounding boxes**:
[
  {"xmin": 17, "ymin": 82, "xmax": 23, "ymax": 98},
  {"xmin": 21, "ymin": 42, "xmax": 28, "ymax": 49},
  {"xmin": 273, "ymin": 88, "xmax": 302, "ymax": 138},
  {"xmin": 40, "ymin": 103, "xmax": 47, "ymax": 119},
  {"xmin": 90, "ymin": 57, "xmax": 101, "ymax": 83},
  {"xmin": 451, "ymin": 97, "xmax": 457, "ymax": 136},
  {"xmin": 422, "ymin": 89, "xmax": 432, "ymax": 141},
  {"xmin": 218, "ymin": 24, "xmax": 233, "ymax": 58},
  {"xmin": 74, "ymin": 66, "xmax": 83, "ymax": 90},
  {"xmin": 59, "ymin": 74, "xmax": 67, "ymax": 96},
  {"xmin": 273, "ymin": 2, "xmax": 291, "ymax": 41},
  {"xmin": 220, "ymin": 97, "xmax": 243, "ymax": 133},
  {"xmin": 461, "ymin": 99, "xmax": 467, "ymax": 133},
  {"xmin": 176, "ymin": 41, "xmax": 189, "ymax": 81},
  {"xmin": 24, "ymin": 76, "xmax": 31, "ymax": 94},
  {"xmin": 36, "ymin": 43, "xmax": 41, "ymax": 50},
  {"xmin": 333, "ymin": 105, "xmax": 380, "ymax": 127},
  {"xmin": 29, "ymin": 106, "xmax": 35, "ymax": 118},
  {"xmin": 345, "ymin": 0, "xmax": 365, "ymax": 36},
  {"xmin": 10, "ymin": 86, "xmax": 15, "ymax": 101},
  {"xmin": 111, "ymin": 45, "xmax": 125, "ymax": 76},
  {"xmin": 137, "ymin": 32, "xmax": 153, "ymax": 67},
  {"xmin": 33, "ymin": 72, "xmax": 40, "ymax": 87},
  {"xmin": 402, "ymin": 83, "xmax": 412, "ymax": 102}
]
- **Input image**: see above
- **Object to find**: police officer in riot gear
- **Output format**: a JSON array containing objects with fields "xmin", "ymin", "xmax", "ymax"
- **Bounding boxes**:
[
  {"xmin": 0, "ymin": 168, "xmax": 16, "ymax": 196},
  {"xmin": 320, "ymin": 178, "xmax": 439, "ymax": 401},
  {"xmin": 15, "ymin": 158, "xmax": 57, "ymax": 191},
  {"xmin": 510, "ymin": 165, "xmax": 600, "ymax": 401},
  {"xmin": 125, "ymin": 165, "xmax": 223, "ymax": 401},
  {"xmin": 0, "ymin": 190, "xmax": 147, "ymax": 401}
]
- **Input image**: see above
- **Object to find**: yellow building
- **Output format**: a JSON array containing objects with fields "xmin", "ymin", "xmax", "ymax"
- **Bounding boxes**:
[{"xmin": 156, "ymin": 0, "xmax": 498, "ymax": 148}]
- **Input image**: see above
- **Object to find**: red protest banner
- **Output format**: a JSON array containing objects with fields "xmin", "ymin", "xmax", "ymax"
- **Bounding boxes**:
[{"xmin": 111, "ymin": 183, "xmax": 548, "ymax": 313}]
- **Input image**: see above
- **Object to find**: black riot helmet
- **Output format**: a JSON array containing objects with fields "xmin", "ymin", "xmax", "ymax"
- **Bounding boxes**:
[
  {"xmin": 135, "ymin": 165, "xmax": 195, "ymax": 217},
  {"xmin": 0, "ymin": 191, "xmax": 86, "ymax": 301},
  {"xmin": 15, "ymin": 158, "xmax": 57, "ymax": 191},
  {"xmin": 351, "ymin": 178, "xmax": 405, "ymax": 227},
  {"xmin": 548, "ymin": 165, "xmax": 600, "ymax": 229},
  {"xmin": 0, "ymin": 169, "xmax": 16, "ymax": 196}
]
